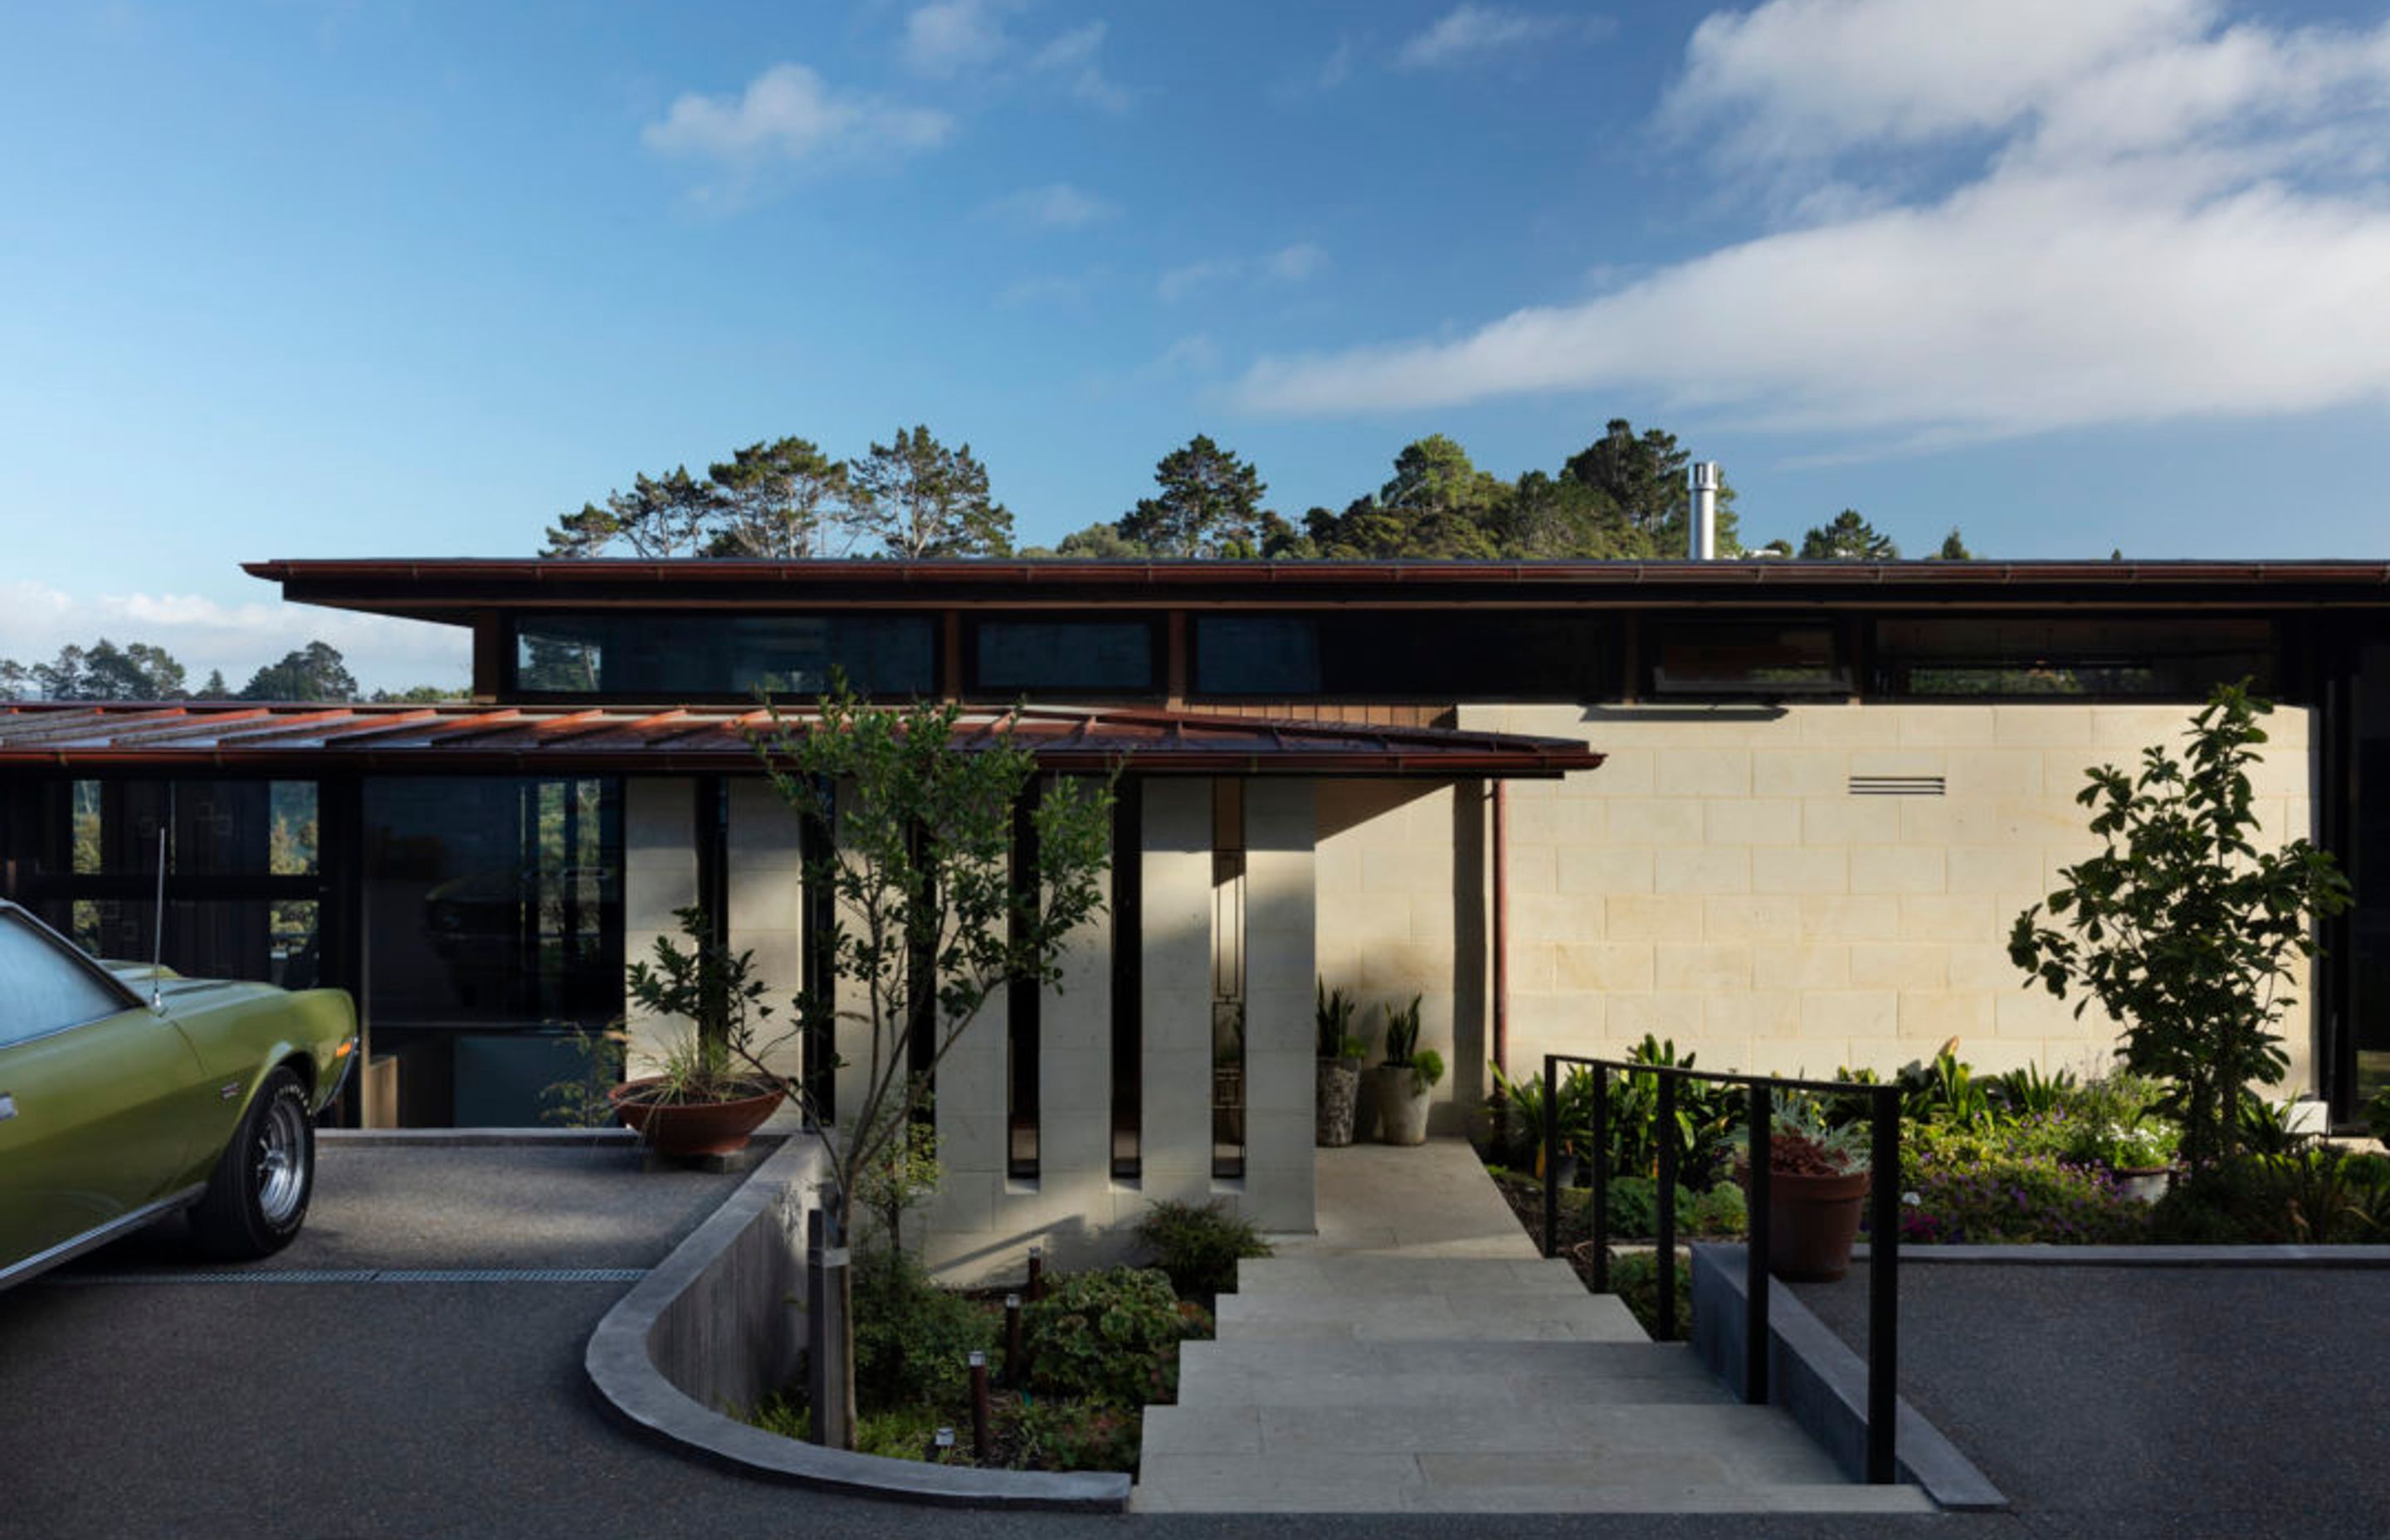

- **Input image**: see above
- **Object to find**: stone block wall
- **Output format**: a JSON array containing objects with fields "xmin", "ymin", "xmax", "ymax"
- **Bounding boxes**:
[{"xmin": 1451, "ymin": 701, "xmax": 2318, "ymax": 1091}]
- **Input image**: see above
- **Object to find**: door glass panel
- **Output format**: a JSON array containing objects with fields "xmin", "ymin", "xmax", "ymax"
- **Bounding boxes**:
[{"xmin": 0, "ymin": 912, "xmax": 127, "ymax": 1045}]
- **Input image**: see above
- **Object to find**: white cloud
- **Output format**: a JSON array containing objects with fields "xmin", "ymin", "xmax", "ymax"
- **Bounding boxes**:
[
  {"xmin": 1160, "ymin": 244, "xmax": 1330, "ymax": 302},
  {"xmin": 1147, "ymin": 335, "xmax": 1222, "ymax": 377},
  {"xmin": 983, "ymin": 182, "xmax": 1114, "ymax": 229},
  {"xmin": 0, "ymin": 582, "xmax": 471, "ymax": 695},
  {"xmin": 644, "ymin": 62, "xmax": 951, "ymax": 164},
  {"xmin": 1262, "ymin": 241, "xmax": 1330, "ymax": 283},
  {"xmin": 903, "ymin": 0, "xmax": 1010, "ymax": 78},
  {"xmin": 1397, "ymin": 6, "xmax": 1583, "ymax": 70},
  {"xmin": 1318, "ymin": 38, "xmax": 1356, "ymax": 91},
  {"xmin": 1237, "ymin": 1, "xmax": 2390, "ymax": 449},
  {"xmin": 1031, "ymin": 20, "xmax": 1130, "ymax": 113}
]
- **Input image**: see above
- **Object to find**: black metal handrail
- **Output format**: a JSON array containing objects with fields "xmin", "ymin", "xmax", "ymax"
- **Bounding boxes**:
[{"xmin": 1538, "ymin": 1053, "xmax": 1903, "ymax": 1485}]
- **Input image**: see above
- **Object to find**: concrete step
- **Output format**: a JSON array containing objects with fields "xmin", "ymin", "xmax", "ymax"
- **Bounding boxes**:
[
  {"xmin": 1233, "ymin": 1254, "xmax": 1588, "ymax": 1298},
  {"xmin": 1133, "ymin": 1456, "xmax": 1939, "ymax": 1514},
  {"xmin": 1176, "ymin": 1338, "xmax": 1728, "ymax": 1407},
  {"xmin": 1142, "ymin": 1401, "xmax": 1846, "ymax": 1474},
  {"xmin": 1212, "ymin": 1287, "xmax": 1648, "ymax": 1343}
]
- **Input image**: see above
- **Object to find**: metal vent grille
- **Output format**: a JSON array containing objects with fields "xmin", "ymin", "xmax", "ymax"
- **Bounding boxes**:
[{"xmin": 1848, "ymin": 775, "xmax": 1945, "ymax": 797}]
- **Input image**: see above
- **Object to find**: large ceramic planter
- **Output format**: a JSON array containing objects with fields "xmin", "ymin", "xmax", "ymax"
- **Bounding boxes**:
[
  {"xmin": 1315, "ymin": 1058, "xmax": 1362, "ymax": 1147},
  {"xmin": 610, "ymin": 1079, "xmax": 785, "ymax": 1158},
  {"xmin": 1765, "ymin": 1167, "xmax": 1870, "ymax": 1282},
  {"xmin": 2110, "ymin": 1165, "xmax": 2173, "ymax": 1203},
  {"xmin": 1374, "ymin": 1069, "xmax": 1432, "ymax": 1145}
]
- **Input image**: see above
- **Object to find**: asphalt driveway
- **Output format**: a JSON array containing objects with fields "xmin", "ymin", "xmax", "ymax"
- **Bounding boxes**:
[{"xmin": 0, "ymin": 1143, "xmax": 2358, "ymax": 1539}]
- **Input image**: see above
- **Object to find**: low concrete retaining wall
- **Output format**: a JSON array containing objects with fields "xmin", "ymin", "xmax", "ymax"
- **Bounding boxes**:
[
  {"xmin": 1689, "ymin": 1244, "xmax": 2005, "ymax": 1513},
  {"xmin": 583, "ymin": 1133, "xmax": 1134, "ymax": 1511}
]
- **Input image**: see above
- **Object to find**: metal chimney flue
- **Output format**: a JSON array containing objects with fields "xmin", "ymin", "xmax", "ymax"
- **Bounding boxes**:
[{"xmin": 1689, "ymin": 461, "xmax": 1719, "ymax": 560}]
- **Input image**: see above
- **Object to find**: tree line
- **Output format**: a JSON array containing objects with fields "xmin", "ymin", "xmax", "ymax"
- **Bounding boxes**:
[
  {"xmin": 539, "ymin": 419, "xmax": 1972, "ymax": 564},
  {"xmin": 0, "ymin": 638, "xmax": 462, "ymax": 704}
]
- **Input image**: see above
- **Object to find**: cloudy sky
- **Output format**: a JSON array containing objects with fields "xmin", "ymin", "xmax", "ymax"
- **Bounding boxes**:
[{"xmin": 4, "ymin": 0, "xmax": 2389, "ymax": 690}]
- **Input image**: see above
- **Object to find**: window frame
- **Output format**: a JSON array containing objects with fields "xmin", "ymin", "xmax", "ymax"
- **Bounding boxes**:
[
  {"xmin": 1642, "ymin": 619, "xmax": 1853, "ymax": 701},
  {"xmin": 1865, "ymin": 612, "xmax": 2282, "ymax": 704},
  {"xmin": 1188, "ymin": 609, "xmax": 1620, "ymax": 704},
  {"xmin": 0, "ymin": 904, "xmax": 142, "ymax": 1049},
  {"xmin": 502, "ymin": 610, "xmax": 941, "ymax": 704},
  {"xmin": 963, "ymin": 614, "xmax": 1167, "ymax": 700}
]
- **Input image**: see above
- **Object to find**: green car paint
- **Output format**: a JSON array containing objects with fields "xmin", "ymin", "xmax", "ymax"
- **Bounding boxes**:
[{"xmin": 0, "ymin": 902, "xmax": 357, "ymax": 1289}]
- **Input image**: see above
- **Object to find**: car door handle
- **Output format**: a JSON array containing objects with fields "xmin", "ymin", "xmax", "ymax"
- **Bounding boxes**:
[{"xmin": 0, "ymin": 1094, "xmax": 16, "ymax": 1123}]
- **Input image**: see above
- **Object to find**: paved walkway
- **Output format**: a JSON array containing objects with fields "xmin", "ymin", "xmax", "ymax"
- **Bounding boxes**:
[{"xmin": 1136, "ymin": 1141, "xmax": 1935, "ymax": 1515}]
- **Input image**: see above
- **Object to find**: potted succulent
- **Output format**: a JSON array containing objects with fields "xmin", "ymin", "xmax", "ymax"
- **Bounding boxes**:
[
  {"xmin": 1371, "ymin": 995, "xmax": 1445, "ymax": 1145},
  {"xmin": 1745, "ymin": 1107, "xmax": 1871, "ymax": 1282},
  {"xmin": 1314, "ymin": 981, "xmax": 1367, "ymax": 1148},
  {"xmin": 608, "ymin": 905, "xmax": 789, "ymax": 1158}
]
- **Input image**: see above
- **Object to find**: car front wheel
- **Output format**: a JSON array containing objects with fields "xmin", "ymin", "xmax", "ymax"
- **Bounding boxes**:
[{"xmin": 190, "ymin": 1068, "xmax": 315, "ymax": 1260}]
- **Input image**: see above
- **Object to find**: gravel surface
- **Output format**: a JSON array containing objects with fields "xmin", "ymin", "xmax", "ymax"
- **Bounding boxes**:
[{"xmin": 1795, "ymin": 1260, "xmax": 2390, "ymax": 1539}]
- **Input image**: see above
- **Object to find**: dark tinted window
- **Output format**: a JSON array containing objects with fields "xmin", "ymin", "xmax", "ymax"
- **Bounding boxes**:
[
  {"xmin": 0, "ymin": 910, "xmax": 128, "ymax": 1045},
  {"xmin": 513, "ymin": 613, "xmax": 934, "ymax": 699},
  {"xmin": 1193, "ymin": 612, "xmax": 1612, "ymax": 700},
  {"xmin": 1873, "ymin": 617, "xmax": 2275, "ymax": 699},
  {"xmin": 1651, "ymin": 622, "xmax": 1847, "ymax": 697},
  {"xmin": 973, "ymin": 620, "xmax": 1158, "ymax": 694}
]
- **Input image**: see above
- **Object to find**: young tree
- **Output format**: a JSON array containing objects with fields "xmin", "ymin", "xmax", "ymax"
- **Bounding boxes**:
[
  {"xmin": 240, "ymin": 641, "xmax": 358, "ymax": 702},
  {"xmin": 705, "ymin": 436, "xmax": 850, "ymax": 558},
  {"xmin": 1934, "ymin": 527, "xmax": 1975, "ymax": 560},
  {"xmin": 1037, "ymin": 521, "xmax": 1150, "ymax": 559},
  {"xmin": 2010, "ymin": 685, "xmax": 2351, "ymax": 1172},
  {"xmin": 1800, "ymin": 509, "xmax": 1899, "ymax": 561},
  {"xmin": 748, "ymin": 688, "xmax": 1113, "ymax": 1445},
  {"xmin": 1561, "ymin": 419, "xmax": 1743, "ymax": 556},
  {"xmin": 846, "ymin": 426, "xmax": 1013, "ymax": 558},
  {"xmin": 29, "ymin": 639, "xmax": 188, "ymax": 700},
  {"xmin": 200, "ymin": 668, "xmax": 230, "ymax": 697},
  {"xmin": 1119, "ymin": 434, "xmax": 1267, "ymax": 557}
]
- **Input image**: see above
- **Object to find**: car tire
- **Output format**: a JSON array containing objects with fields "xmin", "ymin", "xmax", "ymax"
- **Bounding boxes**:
[{"xmin": 189, "ymin": 1067, "xmax": 315, "ymax": 1260}]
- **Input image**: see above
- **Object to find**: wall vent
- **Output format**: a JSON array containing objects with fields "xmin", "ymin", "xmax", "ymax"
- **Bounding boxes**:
[{"xmin": 1848, "ymin": 774, "xmax": 1945, "ymax": 797}]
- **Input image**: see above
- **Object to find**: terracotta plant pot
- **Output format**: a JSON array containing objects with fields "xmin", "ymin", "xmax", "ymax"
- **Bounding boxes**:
[
  {"xmin": 609, "ymin": 1078, "xmax": 785, "ymax": 1158},
  {"xmin": 1766, "ymin": 1167, "xmax": 1870, "ymax": 1282},
  {"xmin": 1315, "ymin": 1059, "xmax": 1361, "ymax": 1147},
  {"xmin": 1374, "ymin": 1068, "xmax": 1432, "ymax": 1145}
]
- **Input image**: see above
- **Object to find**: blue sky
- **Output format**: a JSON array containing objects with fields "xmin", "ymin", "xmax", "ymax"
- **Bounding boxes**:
[{"xmin": 4, "ymin": 0, "xmax": 2389, "ymax": 690}]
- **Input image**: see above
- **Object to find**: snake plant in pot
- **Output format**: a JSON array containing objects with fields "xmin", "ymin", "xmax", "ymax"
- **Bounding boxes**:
[
  {"xmin": 1371, "ymin": 995, "xmax": 1445, "ymax": 1145},
  {"xmin": 1314, "ymin": 982, "xmax": 1367, "ymax": 1147}
]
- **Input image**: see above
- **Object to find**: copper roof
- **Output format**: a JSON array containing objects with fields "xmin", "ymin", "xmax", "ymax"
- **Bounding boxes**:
[
  {"xmin": 0, "ymin": 702, "xmax": 1602, "ymax": 778},
  {"xmin": 243, "ymin": 556, "xmax": 2390, "ymax": 626}
]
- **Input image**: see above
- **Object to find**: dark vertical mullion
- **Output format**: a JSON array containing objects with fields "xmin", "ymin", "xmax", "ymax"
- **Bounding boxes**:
[
  {"xmin": 1110, "ymin": 779, "xmax": 1143, "ymax": 1179},
  {"xmin": 800, "ymin": 775, "xmax": 837, "ymax": 1126},
  {"xmin": 1007, "ymin": 782, "xmax": 1042, "ymax": 1180},
  {"xmin": 906, "ymin": 818, "xmax": 936, "ymax": 1123}
]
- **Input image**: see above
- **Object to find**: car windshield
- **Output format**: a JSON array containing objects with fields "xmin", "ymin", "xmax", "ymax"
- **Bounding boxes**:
[{"xmin": 0, "ymin": 910, "xmax": 132, "ymax": 1046}]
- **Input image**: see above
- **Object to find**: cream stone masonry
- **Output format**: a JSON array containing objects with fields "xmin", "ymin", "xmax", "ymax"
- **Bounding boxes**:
[
  {"xmin": 623, "ymin": 777, "xmax": 699, "ymax": 1076},
  {"xmin": 1452, "ymin": 702, "xmax": 2319, "ymax": 1092}
]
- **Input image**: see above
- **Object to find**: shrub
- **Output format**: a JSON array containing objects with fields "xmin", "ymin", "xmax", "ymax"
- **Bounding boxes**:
[
  {"xmin": 1603, "ymin": 1249, "xmax": 1689, "ymax": 1338},
  {"xmin": 853, "ymin": 1404, "xmax": 949, "ymax": 1461},
  {"xmin": 1689, "ymin": 1181, "xmax": 1748, "ymax": 1237},
  {"xmin": 2167, "ymin": 1148, "xmax": 2390, "ymax": 1244},
  {"xmin": 1900, "ymin": 1144, "xmax": 2149, "ymax": 1245},
  {"xmin": 1013, "ymin": 1400, "xmax": 1143, "ymax": 1471},
  {"xmin": 1602, "ymin": 1177, "xmax": 1697, "ymax": 1239},
  {"xmin": 851, "ymin": 1245, "xmax": 998, "ymax": 1410},
  {"xmin": 1022, "ymin": 1266, "xmax": 1206, "ymax": 1409},
  {"xmin": 1134, "ymin": 1199, "xmax": 1272, "ymax": 1300}
]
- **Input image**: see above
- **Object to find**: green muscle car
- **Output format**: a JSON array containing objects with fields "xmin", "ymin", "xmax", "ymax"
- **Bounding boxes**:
[{"xmin": 0, "ymin": 899, "xmax": 358, "ymax": 1289}]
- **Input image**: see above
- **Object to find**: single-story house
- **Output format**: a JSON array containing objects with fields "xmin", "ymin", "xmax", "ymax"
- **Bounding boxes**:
[{"xmin": 2, "ymin": 555, "xmax": 2382, "ymax": 1274}]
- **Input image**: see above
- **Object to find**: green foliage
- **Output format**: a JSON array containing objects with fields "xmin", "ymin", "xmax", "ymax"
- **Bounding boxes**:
[
  {"xmin": 1012, "ymin": 1401, "xmax": 1143, "ymax": 1472},
  {"xmin": 619, "ymin": 905, "xmax": 782, "ymax": 1100},
  {"xmin": 1037, "ymin": 521, "xmax": 1149, "ymax": 559},
  {"xmin": 1485, "ymin": 1060, "xmax": 1548, "ymax": 1167},
  {"xmin": 1602, "ymin": 1248, "xmax": 1690, "ymax": 1338},
  {"xmin": 1933, "ymin": 527, "xmax": 1975, "ymax": 560},
  {"xmin": 854, "ymin": 1405, "xmax": 950, "ymax": 1460},
  {"xmin": 2011, "ymin": 685, "xmax": 2353, "ymax": 1170},
  {"xmin": 1689, "ymin": 1180, "xmax": 1749, "ymax": 1237},
  {"xmin": 2368, "ymin": 1088, "xmax": 2390, "ymax": 1146},
  {"xmin": 1608, "ymin": 1036, "xmax": 1741, "ymax": 1186},
  {"xmin": 846, "ymin": 424, "xmax": 1012, "ymax": 558},
  {"xmin": 851, "ymin": 1102, "xmax": 943, "ymax": 1250},
  {"xmin": 1119, "ymin": 434, "xmax": 1269, "ymax": 557},
  {"xmin": 1900, "ymin": 1138, "xmax": 2150, "ymax": 1245},
  {"xmin": 1133, "ymin": 1199, "xmax": 1273, "ymax": 1300},
  {"xmin": 1315, "ymin": 980, "xmax": 1362, "ymax": 1060},
  {"xmin": 1407, "ymin": 1047, "xmax": 1446, "ymax": 1095},
  {"xmin": 746, "ymin": 1391, "xmax": 812, "ymax": 1443},
  {"xmin": 1988, "ymin": 1062, "xmax": 2079, "ymax": 1119},
  {"xmin": 2153, "ymin": 1149, "xmax": 2390, "ymax": 1245},
  {"xmin": 239, "ymin": 641, "xmax": 358, "ymax": 702},
  {"xmin": 546, "ymin": 438, "xmax": 849, "ymax": 558},
  {"xmin": 851, "ymin": 1245, "xmax": 998, "ymax": 1411},
  {"xmin": 540, "ymin": 1021, "xmax": 628, "ymax": 1128},
  {"xmin": 1799, "ymin": 509, "xmax": 1899, "ymax": 560},
  {"xmin": 1021, "ymin": 1267, "xmax": 1205, "ymax": 1409},
  {"xmin": 1380, "ymin": 994, "xmax": 1423, "ymax": 1065},
  {"xmin": 6, "ymin": 637, "xmax": 191, "ymax": 701},
  {"xmin": 1603, "ymin": 1177, "xmax": 1698, "ymax": 1239}
]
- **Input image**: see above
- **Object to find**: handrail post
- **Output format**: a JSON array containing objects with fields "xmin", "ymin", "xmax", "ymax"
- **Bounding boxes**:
[
  {"xmin": 1744, "ymin": 1080, "xmax": 1771, "ymax": 1406},
  {"xmin": 1654, "ymin": 1070, "xmax": 1676, "ymax": 1342},
  {"xmin": 1589, "ymin": 1066, "xmax": 1609, "ymax": 1293},
  {"xmin": 1866, "ymin": 1084, "xmax": 1901, "ymax": 1484},
  {"xmin": 1540, "ymin": 1055, "xmax": 1558, "ymax": 1260}
]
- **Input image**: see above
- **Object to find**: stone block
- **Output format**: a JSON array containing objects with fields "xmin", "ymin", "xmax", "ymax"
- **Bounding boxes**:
[
  {"xmin": 1899, "ymin": 992, "xmax": 1992, "ymax": 1042},
  {"xmin": 1558, "ymin": 846, "xmax": 1655, "ymax": 894},
  {"xmin": 1800, "ymin": 992, "xmax": 1896, "ymax": 1039},
  {"xmin": 1848, "ymin": 847, "xmax": 1945, "ymax": 894},
  {"xmin": 1797, "ymin": 894, "xmax": 1900, "ymax": 941},
  {"xmin": 1899, "ymin": 894, "xmax": 1996, "ymax": 944},
  {"xmin": 1754, "ymin": 944, "xmax": 1849, "ymax": 991},
  {"xmin": 1556, "ymin": 943, "xmax": 1655, "ymax": 993},
  {"xmin": 1705, "ymin": 992, "xmax": 1798, "ymax": 1040},
  {"xmin": 1605, "ymin": 894, "xmax": 1706, "ymax": 942},
  {"xmin": 1654, "ymin": 846, "xmax": 1751, "ymax": 894},
  {"xmin": 1703, "ymin": 797, "xmax": 1801, "ymax": 846},
  {"xmin": 1703, "ymin": 896, "xmax": 1800, "ymax": 942},
  {"xmin": 1751, "ymin": 848, "xmax": 1848, "ymax": 894},
  {"xmin": 1993, "ymin": 706, "xmax": 2095, "ymax": 748},
  {"xmin": 1798, "ymin": 709, "xmax": 1900, "ymax": 748},
  {"xmin": 1753, "ymin": 750, "xmax": 1850, "ymax": 799},
  {"xmin": 1599, "ymin": 798, "xmax": 1705, "ymax": 846},
  {"xmin": 1895, "ymin": 706, "xmax": 1995, "ymax": 747},
  {"xmin": 1653, "ymin": 748, "xmax": 1752, "ymax": 798},
  {"xmin": 1940, "ymin": 842, "xmax": 2045, "ymax": 894},
  {"xmin": 1801, "ymin": 797, "xmax": 1900, "ymax": 846},
  {"xmin": 1847, "ymin": 944, "xmax": 1944, "ymax": 992},
  {"xmin": 1608, "ymin": 992, "xmax": 1704, "ymax": 1041},
  {"xmin": 1653, "ymin": 943, "xmax": 1752, "ymax": 992},
  {"xmin": 1944, "ymin": 751, "xmax": 2041, "ymax": 798},
  {"xmin": 1513, "ymin": 894, "xmax": 1606, "ymax": 943}
]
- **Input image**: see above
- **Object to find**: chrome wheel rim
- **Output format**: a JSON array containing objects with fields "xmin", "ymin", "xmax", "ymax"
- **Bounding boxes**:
[{"xmin": 254, "ymin": 1094, "xmax": 310, "ymax": 1226}]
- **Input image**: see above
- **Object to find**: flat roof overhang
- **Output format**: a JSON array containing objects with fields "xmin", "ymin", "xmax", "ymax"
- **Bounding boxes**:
[
  {"xmin": 0, "ymin": 703, "xmax": 1602, "ymax": 780},
  {"xmin": 241, "ymin": 557, "xmax": 2390, "ymax": 624}
]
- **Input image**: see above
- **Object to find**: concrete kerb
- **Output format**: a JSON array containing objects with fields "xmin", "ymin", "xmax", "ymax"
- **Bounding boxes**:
[
  {"xmin": 582, "ymin": 1132, "xmax": 1134, "ymax": 1512},
  {"xmin": 1688, "ymin": 1244, "xmax": 2006, "ymax": 1514},
  {"xmin": 322, "ymin": 1128, "xmax": 643, "ymax": 1148},
  {"xmin": 1854, "ymin": 1241, "xmax": 2390, "ymax": 1268}
]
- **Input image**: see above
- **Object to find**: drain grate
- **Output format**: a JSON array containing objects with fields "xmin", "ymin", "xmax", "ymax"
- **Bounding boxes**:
[
  {"xmin": 49, "ymin": 1266, "xmax": 648, "ymax": 1286},
  {"xmin": 1848, "ymin": 774, "xmax": 1945, "ymax": 797}
]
